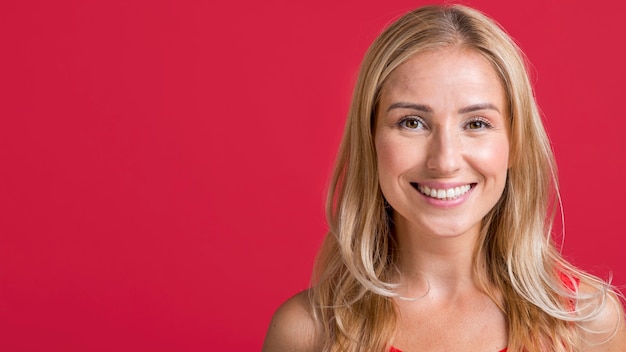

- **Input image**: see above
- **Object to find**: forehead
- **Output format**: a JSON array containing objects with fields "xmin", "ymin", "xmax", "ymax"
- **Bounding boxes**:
[{"xmin": 379, "ymin": 48, "xmax": 506, "ymax": 109}]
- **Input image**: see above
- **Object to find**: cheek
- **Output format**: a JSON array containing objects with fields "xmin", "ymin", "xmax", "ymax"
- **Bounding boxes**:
[
  {"xmin": 375, "ymin": 139, "xmax": 394, "ymax": 176},
  {"xmin": 470, "ymin": 137, "xmax": 510, "ymax": 180},
  {"xmin": 375, "ymin": 135, "xmax": 402, "ymax": 200},
  {"xmin": 375, "ymin": 135, "xmax": 414, "ymax": 180}
]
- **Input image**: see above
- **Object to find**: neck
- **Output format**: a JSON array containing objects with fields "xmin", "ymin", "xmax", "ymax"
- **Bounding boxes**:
[{"xmin": 393, "ymin": 216, "xmax": 487, "ymax": 298}]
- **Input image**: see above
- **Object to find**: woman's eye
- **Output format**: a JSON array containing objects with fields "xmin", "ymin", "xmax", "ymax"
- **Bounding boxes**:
[
  {"xmin": 399, "ymin": 117, "xmax": 424, "ymax": 130},
  {"xmin": 466, "ymin": 119, "xmax": 491, "ymax": 130}
]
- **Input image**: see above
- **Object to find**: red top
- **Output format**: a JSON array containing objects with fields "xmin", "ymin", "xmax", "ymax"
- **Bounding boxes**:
[{"xmin": 390, "ymin": 348, "xmax": 506, "ymax": 352}]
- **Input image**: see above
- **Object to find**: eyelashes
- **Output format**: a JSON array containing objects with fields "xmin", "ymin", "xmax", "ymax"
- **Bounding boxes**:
[
  {"xmin": 397, "ymin": 116, "xmax": 425, "ymax": 130},
  {"xmin": 396, "ymin": 116, "xmax": 494, "ymax": 131},
  {"xmin": 465, "ymin": 117, "xmax": 493, "ymax": 130}
]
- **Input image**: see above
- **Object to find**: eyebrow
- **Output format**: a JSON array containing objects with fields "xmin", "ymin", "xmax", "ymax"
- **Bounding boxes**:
[
  {"xmin": 386, "ymin": 102, "xmax": 500, "ymax": 114},
  {"xmin": 386, "ymin": 102, "xmax": 432, "ymax": 113},
  {"xmin": 458, "ymin": 103, "xmax": 501, "ymax": 114}
]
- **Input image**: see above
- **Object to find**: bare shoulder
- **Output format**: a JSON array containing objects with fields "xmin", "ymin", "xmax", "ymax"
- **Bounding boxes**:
[
  {"xmin": 262, "ymin": 290, "xmax": 321, "ymax": 352},
  {"xmin": 576, "ymin": 281, "xmax": 626, "ymax": 351}
]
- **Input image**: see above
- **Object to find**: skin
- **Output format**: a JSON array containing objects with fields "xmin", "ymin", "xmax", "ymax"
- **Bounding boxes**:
[
  {"xmin": 374, "ymin": 48, "xmax": 509, "ymax": 351},
  {"xmin": 576, "ymin": 282, "xmax": 626, "ymax": 351},
  {"xmin": 262, "ymin": 290, "xmax": 319, "ymax": 352},
  {"xmin": 375, "ymin": 47, "xmax": 509, "ymax": 268},
  {"xmin": 262, "ymin": 47, "xmax": 626, "ymax": 351}
]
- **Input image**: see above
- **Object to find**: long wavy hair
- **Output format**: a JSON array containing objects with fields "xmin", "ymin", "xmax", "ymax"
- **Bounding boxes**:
[{"xmin": 310, "ymin": 4, "xmax": 616, "ymax": 352}]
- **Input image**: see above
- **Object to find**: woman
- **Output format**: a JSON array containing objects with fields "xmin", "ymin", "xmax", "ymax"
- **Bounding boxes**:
[{"xmin": 263, "ymin": 4, "xmax": 626, "ymax": 352}]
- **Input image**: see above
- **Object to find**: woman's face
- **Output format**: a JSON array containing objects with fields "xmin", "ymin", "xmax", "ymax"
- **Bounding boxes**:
[{"xmin": 374, "ymin": 48, "xmax": 509, "ymax": 239}]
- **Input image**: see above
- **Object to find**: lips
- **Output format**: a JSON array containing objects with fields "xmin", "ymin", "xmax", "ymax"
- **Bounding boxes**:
[{"xmin": 410, "ymin": 182, "xmax": 474, "ymax": 200}]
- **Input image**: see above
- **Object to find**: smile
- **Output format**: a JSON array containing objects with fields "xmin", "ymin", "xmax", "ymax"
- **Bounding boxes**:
[{"xmin": 411, "ymin": 183, "xmax": 474, "ymax": 200}]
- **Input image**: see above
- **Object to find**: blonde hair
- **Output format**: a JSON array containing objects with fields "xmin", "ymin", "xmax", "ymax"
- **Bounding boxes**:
[{"xmin": 311, "ymin": 4, "xmax": 618, "ymax": 352}]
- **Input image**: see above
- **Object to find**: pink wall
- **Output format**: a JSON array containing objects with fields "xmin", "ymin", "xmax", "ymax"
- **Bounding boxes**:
[{"xmin": 1, "ymin": 0, "xmax": 624, "ymax": 350}]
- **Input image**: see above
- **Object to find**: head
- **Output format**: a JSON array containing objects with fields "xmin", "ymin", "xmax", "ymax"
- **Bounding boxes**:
[
  {"xmin": 317, "ymin": 6, "xmax": 605, "ymax": 351},
  {"xmin": 326, "ymin": 4, "xmax": 556, "ymax": 293}
]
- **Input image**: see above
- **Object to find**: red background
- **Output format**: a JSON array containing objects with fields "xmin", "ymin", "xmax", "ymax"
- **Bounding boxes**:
[{"xmin": 1, "ymin": 0, "xmax": 624, "ymax": 351}]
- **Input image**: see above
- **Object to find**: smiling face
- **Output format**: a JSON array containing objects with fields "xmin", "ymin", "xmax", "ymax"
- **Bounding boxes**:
[{"xmin": 374, "ymin": 48, "xmax": 509, "ymax": 240}]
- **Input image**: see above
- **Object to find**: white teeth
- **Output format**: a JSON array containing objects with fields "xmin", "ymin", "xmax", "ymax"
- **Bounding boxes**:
[{"xmin": 417, "ymin": 184, "xmax": 472, "ymax": 200}]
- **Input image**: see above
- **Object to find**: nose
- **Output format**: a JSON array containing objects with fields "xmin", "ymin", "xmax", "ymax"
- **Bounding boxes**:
[{"xmin": 425, "ymin": 128, "xmax": 462, "ymax": 174}]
